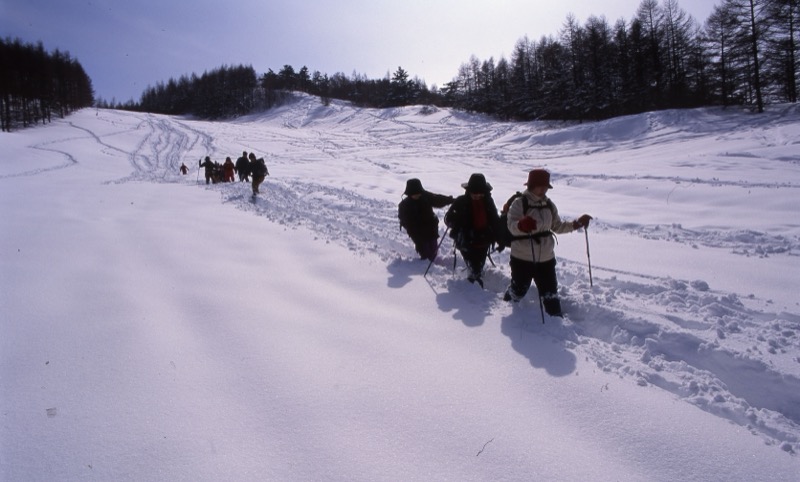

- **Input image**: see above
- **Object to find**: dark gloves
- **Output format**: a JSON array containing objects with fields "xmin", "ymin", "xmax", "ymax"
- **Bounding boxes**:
[
  {"xmin": 517, "ymin": 216, "xmax": 537, "ymax": 233},
  {"xmin": 573, "ymin": 214, "xmax": 593, "ymax": 229}
]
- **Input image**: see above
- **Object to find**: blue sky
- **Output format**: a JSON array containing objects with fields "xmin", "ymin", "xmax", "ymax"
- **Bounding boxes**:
[{"xmin": 1, "ymin": 0, "xmax": 718, "ymax": 103}]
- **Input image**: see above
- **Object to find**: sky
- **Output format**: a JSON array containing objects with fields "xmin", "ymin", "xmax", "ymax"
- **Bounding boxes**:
[
  {"xmin": 2, "ymin": 0, "xmax": 719, "ymax": 103},
  {"xmin": 2, "ymin": 94, "xmax": 799, "ymax": 480}
]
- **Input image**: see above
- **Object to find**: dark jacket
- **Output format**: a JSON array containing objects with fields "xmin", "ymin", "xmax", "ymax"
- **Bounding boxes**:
[
  {"xmin": 250, "ymin": 159, "xmax": 268, "ymax": 177},
  {"xmin": 445, "ymin": 193, "xmax": 501, "ymax": 249},
  {"xmin": 199, "ymin": 159, "xmax": 214, "ymax": 173},
  {"xmin": 235, "ymin": 156, "xmax": 250, "ymax": 176},
  {"xmin": 398, "ymin": 192, "xmax": 453, "ymax": 241}
]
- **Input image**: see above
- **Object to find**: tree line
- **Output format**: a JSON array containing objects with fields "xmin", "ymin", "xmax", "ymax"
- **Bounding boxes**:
[
  {"xmin": 1, "ymin": 37, "xmax": 94, "ymax": 132},
  {"xmin": 120, "ymin": 0, "xmax": 797, "ymax": 121},
  {"xmin": 445, "ymin": 0, "xmax": 798, "ymax": 120},
  {"xmin": 125, "ymin": 65, "xmax": 262, "ymax": 118},
  {"xmin": 5, "ymin": 0, "xmax": 797, "ymax": 127},
  {"xmin": 108, "ymin": 63, "xmax": 439, "ymax": 118}
]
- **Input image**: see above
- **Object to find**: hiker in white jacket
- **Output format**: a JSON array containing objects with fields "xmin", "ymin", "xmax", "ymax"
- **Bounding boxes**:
[{"xmin": 504, "ymin": 169, "xmax": 592, "ymax": 317}]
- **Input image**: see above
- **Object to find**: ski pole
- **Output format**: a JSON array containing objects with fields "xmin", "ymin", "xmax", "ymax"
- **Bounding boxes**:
[
  {"xmin": 530, "ymin": 236, "xmax": 545, "ymax": 324},
  {"xmin": 424, "ymin": 227, "xmax": 449, "ymax": 278},
  {"xmin": 585, "ymin": 226, "xmax": 593, "ymax": 287}
]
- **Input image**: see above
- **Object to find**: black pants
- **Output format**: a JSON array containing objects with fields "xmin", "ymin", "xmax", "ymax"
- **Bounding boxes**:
[
  {"xmin": 508, "ymin": 256, "xmax": 562, "ymax": 315},
  {"xmin": 459, "ymin": 244, "xmax": 490, "ymax": 278},
  {"xmin": 409, "ymin": 234, "xmax": 439, "ymax": 261}
]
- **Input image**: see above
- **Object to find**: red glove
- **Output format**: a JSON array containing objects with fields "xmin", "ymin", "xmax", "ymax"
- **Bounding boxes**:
[
  {"xmin": 573, "ymin": 214, "xmax": 593, "ymax": 229},
  {"xmin": 517, "ymin": 216, "xmax": 537, "ymax": 233}
]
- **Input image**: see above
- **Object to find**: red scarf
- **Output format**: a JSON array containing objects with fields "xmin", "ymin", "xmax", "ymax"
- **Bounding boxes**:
[{"xmin": 471, "ymin": 198, "xmax": 487, "ymax": 230}]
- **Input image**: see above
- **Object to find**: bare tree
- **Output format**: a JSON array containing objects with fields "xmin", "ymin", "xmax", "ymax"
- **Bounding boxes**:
[{"xmin": 763, "ymin": 0, "xmax": 799, "ymax": 102}]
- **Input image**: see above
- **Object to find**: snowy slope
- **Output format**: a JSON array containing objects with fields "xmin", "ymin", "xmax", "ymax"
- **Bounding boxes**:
[{"xmin": 1, "ymin": 94, "xmax": 798, "ymax": 481}]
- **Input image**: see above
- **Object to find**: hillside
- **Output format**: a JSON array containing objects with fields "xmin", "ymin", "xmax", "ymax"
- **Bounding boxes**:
[{"xmin": 2, "ymin": 95, "xmax": 799, "ymax": 481}]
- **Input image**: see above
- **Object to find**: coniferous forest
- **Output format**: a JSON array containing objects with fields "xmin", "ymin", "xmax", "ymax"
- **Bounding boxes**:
[
  {"xmin": 0, "ymin": 38, "xmax": 94, "ymax": 131},
  {"xmin": 3, "ymin": 0, "xmax": 798, "ymax": 130}
]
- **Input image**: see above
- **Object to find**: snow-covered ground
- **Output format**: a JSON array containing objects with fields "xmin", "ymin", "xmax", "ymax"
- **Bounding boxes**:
[{"xmin": 2, "ymin": 94, "xmax": 798, "ymax": 481}]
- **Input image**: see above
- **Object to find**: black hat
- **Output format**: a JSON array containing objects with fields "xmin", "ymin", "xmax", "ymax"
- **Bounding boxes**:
[
  {"xmin": 404, "ymin": 178, "xmax": 424, "ymax": 195},
  {"xmin": 461, "ymin": 173, "xmax": 492, "ymax": 194}
]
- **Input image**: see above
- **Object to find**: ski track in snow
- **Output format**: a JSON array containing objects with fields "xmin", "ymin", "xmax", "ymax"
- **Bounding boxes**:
[{"xmin": 44, "ymin": 97, "xmax": 800, "ymax": 454}]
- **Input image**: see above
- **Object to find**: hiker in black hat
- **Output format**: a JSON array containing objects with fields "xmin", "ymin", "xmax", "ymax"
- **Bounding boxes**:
[
  {"xmin": 444, "ymin": 173, "xmax": 501, "ymax": 287},
  {"xmin": 199, "ymin": 156, "xmax": 215, "ymax": 184},
  {"xmin": 249, "ymin": 152, "xmax": 269, "ymax": 196},
  {"xmin": 503, "ymin": 168, "xmax": 592, "ymax": 316},
  {"xmin": 236, "ymin": 151, "xmax": 251, "ymax": 182},
  {"xmin": 398, "ymin": 178, "xmax": 454, "ymax": 262}
]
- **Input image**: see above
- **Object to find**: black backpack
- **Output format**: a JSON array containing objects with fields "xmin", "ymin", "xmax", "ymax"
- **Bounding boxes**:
[
  {"xmin": 251, "ymin": 159, "xmax": 269, "ymax": 176},
  {"xmin": 496, "ymin": 192, "xmax": 554, "ymax": 252}
]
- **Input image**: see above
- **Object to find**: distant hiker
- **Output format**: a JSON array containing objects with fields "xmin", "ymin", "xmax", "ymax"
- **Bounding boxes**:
[
  {"xmin": 445, "ymin": 173, "xmax": 501, "ymax": 287},
  {"xmin": 211, "ymin": 162, "xmax": 225, "ymax": 184},
  {"xmin": 503, "ymin": 168, "xmax": 592, "ymax": 317},
  {"xmin": 398, "ymin": 178, "xmax": 454, "ymax": 262},
  {"xmin": 199, "ymin": 156, "xmax": 215, "ymax": 184},
  {"xmin": 249, "ymin": 152, "xmax": 269, "ymax": 195},
  {"xmin": 235, "ymin": 151, "xmax": 250, "ymax": 182},
  {"xmin": 223, "ymin": 157, "xmax": 236, "ymax": 182},
  {"xmin": 179, "ymin": 163, "xmax": 188, "ymax": 175}
]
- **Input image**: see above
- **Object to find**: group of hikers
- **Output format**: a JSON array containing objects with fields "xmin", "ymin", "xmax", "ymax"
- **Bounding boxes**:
[
  {"xmin": 180, "ymin": 157, "xmax": 588, "ymax": 317},
  {"xmin": 181, "ymin": 151, "xmax": 269, "ymax": 196},
  {"xmin": 398, "ymin": 169, "xmax": 592, "ymax": 318}
]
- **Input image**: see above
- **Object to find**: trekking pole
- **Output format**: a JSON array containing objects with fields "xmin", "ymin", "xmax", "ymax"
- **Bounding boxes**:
[
  {"xmin": 453, "ymin": 242, "xmax": 458, "ymax": 275},
  {"xmin": 486, "ymin": 245, "xmax": 496, "ymax": 267},
  {"xmin": 424, "ymin": 227, "xmax": 449, "ymax": 278},
  {"xmin": 530, "ymin": 236, "xmax": 546, "ymax": 324},
  {"xmin": 585, "ymin": 226, "xmax": 593, "ymax": 287}
]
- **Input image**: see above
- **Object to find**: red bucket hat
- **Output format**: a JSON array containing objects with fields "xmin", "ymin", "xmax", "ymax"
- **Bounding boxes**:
[{"xmin": 525, "ymin": 169, "xmax": 553, "ymax": 189}]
